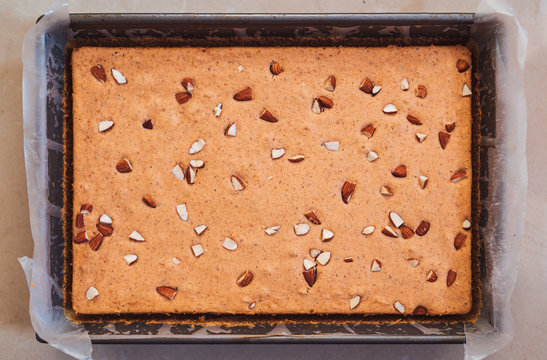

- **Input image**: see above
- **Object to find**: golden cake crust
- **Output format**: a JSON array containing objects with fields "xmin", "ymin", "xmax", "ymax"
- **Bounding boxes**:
[{"xmin": 71, "ymin": 45, "xmax": 472, "ymax": 315}]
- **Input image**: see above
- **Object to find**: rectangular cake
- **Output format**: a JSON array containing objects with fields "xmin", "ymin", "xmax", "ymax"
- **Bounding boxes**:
[{"xmin": 70, "ymin": 45, "xmax": 473, "ymax": 316}]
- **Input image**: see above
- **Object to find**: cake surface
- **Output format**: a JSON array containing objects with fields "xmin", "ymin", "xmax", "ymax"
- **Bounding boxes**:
[{"xmin": 70, "ymin": 45, "xmax": 472, "ymax": 315}]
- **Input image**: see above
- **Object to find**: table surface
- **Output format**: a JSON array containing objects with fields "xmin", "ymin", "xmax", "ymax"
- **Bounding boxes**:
[{"xmin": 1, "ymin": 0, "xmax": 545, "ymax": 359}]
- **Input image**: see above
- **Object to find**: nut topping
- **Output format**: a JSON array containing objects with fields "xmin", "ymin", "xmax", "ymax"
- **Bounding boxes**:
[
  {"xmin": 445, "ymin": 122, "xmax": 456, "ymax": 132},
  {"xmin": 223, "ymin": 237, "xmax": 238, "ymax": 251},
  {"xmin": 86, "ymin": 286, "xmax": 99, "ymax": 300},
  {"xmin": 415, "ymin": 85, "xmax": 427, "ymax": 99},
  {"xmin": 304, "ymin": 210, "xmax": 321, "ymax": 225},
  {"xmin": 111, "ymin": 69, "xmax": 127, "ymax": 84},
  {"xmin": 171, "ymin": 163, "xmax": 185, "ymax": 181},
  {"xmin": 157, "ymin": 286, "xmax": 177, "ymax": 300},
  {"xmin": 416, "ymin": 133, "xmax": 427, "ymax": 143},
  {"xmin": 413, "ymin": 306, "xmax": 427, "ymax": 315},
  {"xmin": 90, "ymin": 65, "xmax": 106, "ymax": 82},
  {"xmin": 316, "ymin": 251, "xmax": 331, "ymax": 266},
  {"xmin": 194, "ymin": 225, "xmax": 208, "ymax": 236},
  {"xmin": 447, "ymin": 270, "xmax": 457, "ymax": 287},
  {"xmin": 380, "ymin": 186, "xmax": 393, "ymax": 196},
  {"xmin": 317, "ymin": 96, "xmax": 334, "ymax": 109},
  {"xmin": 189, "ymin": 139, "xmax": 206, "ymax": 155},
  {"xmin": 341, "ymin": 181, "xmax": 356, "ymax": 204},
  {"xmin": 176, "ymin": 204, "xmax": 188, "ymax": 221},
  {"xmin": 89, "ymin": 233, "xmax": 104, "ymax": 251},
  {"xmin": 189, "ymin": 160, "xmax": 205, "ymax": 169},
  {"xmin": 462, "ymin": 83, "xmax": 472, "ymax": 97},
  {"xmin": 324, "ymin": 75, "xmax": 336, "ymax": 92},
  {"xmin": 237, "ymin": 270, "xmax": 254, "ymax": 287},
  {"xmin": 224, "ymin": 122, "xmax": 237, "ymax": 137},
  {"xmin": 359, "ymin": 77, "xmax": 374, "ymax": 94},
  {"xmin": 312, "ymin": 98, "xmax": 322, "ymax": 114},
  {"xmin": 366, "ymin": 151, "xmax": 379, "ymax": 162},
  {"xmin": 80, "ymin": 203, "xmax": 93, "ymax": 214},
  {"xmin": 288, "ymin": 154, "xmax": 305, "ymax": 163},
  {"xmin": 272, "ymin": 148, "xmax": 286, "ymax": 159},
  {"xmin": 294, "ymin": 223, "xmax": 311, "ymax": 236},
  {"xmin": 382, "ymin": 104, "xmax": 398, "ymax": 114},
  {"xmin": 406, "ymin": 114, "xmax": 422, "ymax": 125},
  {"xmin": 128, "ymin": 230, "xmax": 145, "ymax": 242},
  {"xmin": 172, "ymin": 257, "xmax": 181, "ymax": 265},
  {"xmin": 73, "ymin": 231, "xmax": 89, "ymax": 244},
  {"xmin": 400, "ymin": 225, "xmax": 414, "ymax": 239},
  {"xmin": 98, "ymin": 120, "xmax": 114, "ymax": 132},
  {"xmin": 419, "ymin": 175, "xmax": 428, "ymax": 189},
  {"xmin": 344, "ymin": 257, "xmax": 354, "ymax": 263},
  {"xmin": 231, "ymin": 175, "xmax": 246, "ymax": 191},
  {"xmin": 123, "ymin": 254, "xmax": 138, "ymax": 265},
  {"xmin": 361, "ymin": 124, "xmax": 376, "ymax": 138},
  {"xmin": 96, "ymin": 223, "xmax": 114, "ymax": 237},
  {"xmin": 389, "ymin": 212, "xmax": 404, "ymax": 228},
  {"xmin": 362, "ymin": 225, "xmax": 375, "ymax": 235},
  {"xmin": 270, "ymin": 61, "xmax": 284, "ymax": 75},
  {"xmin": 310, "ymin": 249, "xmax": 321, "ymax": 258},
  {"xmin": 96, "ymin": 213, "xmax": 109, "ymax": 224},
  {"xmin": 457, "ymin": 59, "xmax": 470, "ymax": 72},
  {"xmin": 438, "ymin": 131, "xmax": 451, "ymax": 149},
  {"xmin": 142, "ymin": 195, "xmax": 157, "ymax": 208},
  {"xmin": 321, "ymin": 229, "xmax": 334, "ymax": 242},
  {"xmin": 322, "ymin": 141, "xmax": 339, "ymax": 151},
  {"xmin": 382, "ymin": 225, "xmax": 399, "ymax": 238},
  {"xmin": 181, "ymin": 78, "xmax": 195, "ymax": 92},
  {"xmin": 264, "ymin": 225, "xmax": 280, "ymax": 235},
  {"xmin": 350, "ymin": 295, "xmax": 361, "ymax": 310},
  {"xmin": 415, "ymin": 221, "xmax": 430, "ymax": 236},
  {"xmin": 259, "ymin": 109, "xmax": 278, "ymax": 123},
  {"xmin": 450, "ymin": 169, "xmax": 467, "ymax": 183},
  {"xmin": 116, "ymin": 158, "xmax": 132, "ymax": 173},
  {"xmin": 391, "ymin": 165, "xmax": 407, "ymax": 178},
  {"xmin": 303, "ymin": 268, "xmax": 317, "ymax": 287},
  {"xmin": 192, "ymin": 244, "xmax": 204, "ymax": 257},
  {"xmin": 454, "ymin": 232, "xmax": 467, "ymax": 250},
  {"xmin": 75, "ymin": 213, "xmax": 85, "ymax": 228},
  {"xmin": 213, "ymin": 103, "xmax": 223, "ymax": 117},
  {"xmin": 426, "ymin": 270, "xmax": 438, "ymax": 282},
  {"xmin": 372, "ymin": 85, "xmax": 382, "ymax": 96},
  {"xmin": 401, "ymin": 78, "xmax": 409, "ymax": 91},
  {"xmin": 303, "ymin": 258, "xmax": 316, "ymax": 270},
  {"xmin": 175, "ymin": 91, "xmax": 192, "ymax": 104},
  {"xmin": 394, "ymin": 301, "xmax": 405, "ymax": 314},
  {"xmin": 463, "ymin": 219, "xmax": 472, "ymax": 230},
  {"xmin": 371, "ymin": 259, "xmax": 382, "ymax": 272},
  {"xmin": 233, "ymin": 87, "xmax": 253, "ymax": 101},
  {"xmin": 407, "ymin": 259, "xmax": 419, "ymax": 267},
  {"xmin": 186, "ymin": 166, "xmax": 196, "ymax": 184},
  {"xmin": 142, "ymin": 119, "xmax": 153, "ymax": 129}
]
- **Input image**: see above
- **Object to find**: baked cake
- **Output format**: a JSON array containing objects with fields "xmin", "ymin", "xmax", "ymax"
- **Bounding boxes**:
[{"xmin": 70, "ymin": 46, "xmax": 473, "ymax": 315}]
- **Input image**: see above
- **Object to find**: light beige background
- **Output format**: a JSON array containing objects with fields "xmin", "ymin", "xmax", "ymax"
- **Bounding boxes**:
[{"xmin": 1, "ymin": 0, "xmax": 545, "ymax": 359}]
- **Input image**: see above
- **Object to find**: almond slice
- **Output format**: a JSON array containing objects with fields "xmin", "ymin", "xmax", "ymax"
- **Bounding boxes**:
[
  {"xmin": 288, "ymin": 154, "xmax": 305, "ymax": 163},
  {"xmin": 401, "ymin": 78, "xmax": 409, "ymax": 91},
  {"xmin": 304, "ymin": 210, "xmax": 321, "ymax": 225},
  {"xmin": 90, "ymin": 65, "xmax": 106, "ymax": 82},
  {"xmin": 194, "ymin": 225, "xmax": 207, "ymax": 236},
  {"xmin": 317, "ymin": 96, "xmax": 334, "ymax": 109},
  {"xmin": 463, "ymin": 219, "xmax": 472, "ymax": 230},
  {"xmin": 372, "ymin": 85, "xmax": 382, "ymax": 96},
  {"xmin": 249, "ymin": 302, "xmax": 256, "ymax": 309},
  {"xmin": 86, "ymin": 286, "xmax": 99, "ymax": 300},
  {"xmin": 96, "ymin": 223, "xmax": 114, "ymax": 237},
  {"xmin": 407, "ymin": 259, "xmax": 420, "ymax": 267},
  {"xmin": 394, "ymin": 301, "xmax": 405, "ymax": 314},
  {"xmin": 344, "ymin": 257, "xmax": 354, "ymax": 263},
  {"xmin": 389, "ymin": 212, "xmax": 404, "ymax": 228},
  {"xmin": 415, "ymin": 85, "xmax": 427, "ymax": 99},
  {"xmin": 186, "ymin": 166, "xmax": 196, "ymax": 184},
  {"xmin": 176, "ymin": 204, "xmax": 188, "ymax": 221},
  {"xmin": 73, "ymin": 231, "xmax": 89, "ymax": 244},
  {"xmin": 324, "ymin": 75, "xmax": 336, "ymax": 92},
  {"xmin": 416, "ymin": 133, "xmax": 427, "ymax": 143},
  {"xmin": 181, "ymin": 78, "xmax": 195, "ymax": 92},
  {"xmin": 98, "ymin": 120, "xmax": 114, "ymax": 132},
  {"xmin": 75, "ymin": 213, "xmax": 85, "ymax": 228},
  {"xmin": 310, "ymin": 249, "xmax": 322, "ymax": 258},
  {"xmin": 439, "ymin": 131, "xmax": 451, "ymax": 149},
  {"xmin": 171, "ymin": 163, "xmax": 185, "ymax": 181},
  {"xmin": 380, "ymin": 185, "xmax": 393, "ymax": 196},
  {"xmin": 237, "ymin": 270, "xmax": 254, "ymax": 287},
  {"xmin": 415, "ymin": 221, "xmax": 430, "ymax": 236},
  {"xmin": 462, "ymin": 83, "xmax": 472, "ymax": 97},
  {"xmin": 270, "ymin": 61, "xmax": 284, "ymax": 75},
  {"xmin": 450, "ymin": 169, "xmax": 467, "ymax": 183},
  {"xmin": 322, "ymin": 141, "xmax": 339, "ymax": 151},
  {"xmin": 366, "ymin": 151, "xmax": 379, "ymax": 162},
  {"xmin": 359, "ymin": 77, "xmax": 373, "ymax": 94},
  {"xmin": 157, "ymin": 286, "xmax": 177, "ymax": 300},
  {"xmin": 192, "ymin": 244, "xmax": 204, "ymax": 257},
  {"xmin": 321, "ymin": 229, "xmax": 334, "ymax": 242},
  {"xmin": 350, "ymin": 295, "xmax": 361, "ymax": 310},
  {"xmin": 294, "ymin": 223, "xmax": 310, "ymax": 236},
  {"xmin": 111, "ymin": 69, "xmax": 127, "ymax": 84},
  {"xmin": 142, "ymin": 119, "xmax": 153, "ymax": 129},
  {"xmin": 316, "ymin": 251, "xmax": 331, "ymax": 266},
  {"xmin": 371, "ymin": 259, "xmax": 382, "ymax": 272},
  {"xmin": 213, "ymin": 103, "xmax": 223, "ymax": 117},
  {"xmin": 189, "ymin": 160, "xmax": 205, "ymax": 168},
  {"xmin": 406, "ymin": 114, "xmax": 422, "ymax": 125},
  {"xmin": 80, "ymin": 203, "xmax": 93, "ymax": 214},
  {"xmin": 265, "ymin": 225, "xmax": 280, "ymax": 235},
  {"xmin": 447, "ymin": 270, "xmax": 457, "ymax": 287},
  {"xmin": 99, "ymin": 214, "xmax": 112, "ymax": 225},
  {"xmin": 341, "ymin": 181, "xmax": 356, "ymax": 204},
  {"xmin": 303, "ymin": 258, "xmax": 316, "ymax": 270},
  {"xmin": 383, "ymin": 104, "xmax": 397, "ymax": 114},
  {"xmin": 172, "ymin": 257, "xmax": 181, "ymax": 265},
  {"xmin": 361, "ymin": 124, "xmax": 375, "ymax": 138},
  {"xmin": 413, "ymin": 306, "xmax": 427, "ymax": 315},
  {"xmin": 175, "ymin": 91, "xmax": 192, "ymax": 104},
  {"xmin": 312, "ymin": 98, "xmax": 323, "ymax": 114},
  {"xmin": 129, "ymin": 230, "xmax": 145, "ymax": 242},
  {"xmin": 89, "ymin": 233, "xmax": 104, "ymax": 251},
  {"xmin": 400, "ymin": 225, "xmax": 414, "ymax": 239},
  {"xmin": 259, "ymin": 109, "xmax": 278, "ymax": 123},
  {"xmin": 223, "ymin": 237, "xmax": 238, "ymax": 251},
  {"xmin": 454, "ymin": 232, "xmax": 467, "ymax": 250},
  {"xmin": 391, "ymin": 165, "xmax": 407, "ymax": 178},
  {"xmin": 303, "ymin": 268, "xmax": 317, "ymax": 287},
  {"xmin": 272, "ymin": 148, "xmax": 286, "ymax": 159},
  {"xmin": 419, "ymin": 175, "xmax": 428, "ymax": 189},
  {"xmin": 116, "ymin": 158, "xmax": 132, "ymax": 173},
  {"xmin": 189, "ymin": 139, "xmax": 206, "ymax": 155},
  {"xmin": 233, "ymin": 87, "xmax": 253, "ymax": 101},
  {"xmin": 231, "ymin": 175, "xmax": 246, "ymax": 191},
  {"xmin": 362, "ymin": 225, "xmax": 375, "ymax": 235},
  {"xmin": 457, "ymin": 59, "xmax": 470, "ymax": 72},
  {"xmin": 123, "ymin": 254, "xmax": 138, "ymax": 265},
  {"xmin": 224, "ymin": 122, "xmax": 237, "ymax": 137},
  {"xmin": 426, "ymin": 270, "xmax": 438, "ymax": 282},
  {"xmin": 142, "ymin": 195, "xmax": 157, "ymax": 208},
  {"xmin": 445, "ymin": 122, "xmax": 456, "ymax": 132},
  {"xmin": 381, "ymin": 225, "xmax": 399, "ymax": 238}
]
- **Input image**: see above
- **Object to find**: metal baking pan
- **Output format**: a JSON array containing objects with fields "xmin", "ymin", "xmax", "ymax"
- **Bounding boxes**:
[{"xmin": 41, "ymin": 12, "xmax": 495, "ymax": 344}]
